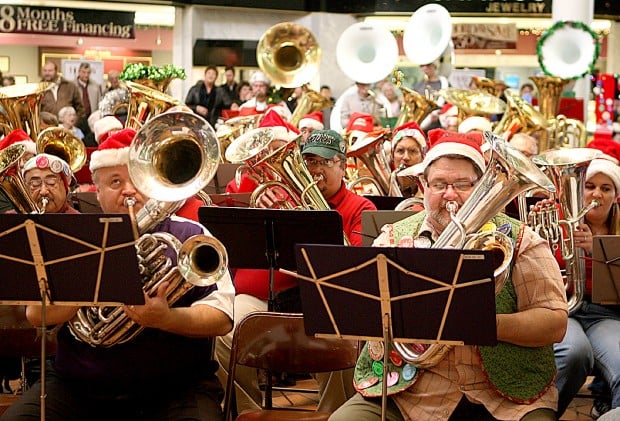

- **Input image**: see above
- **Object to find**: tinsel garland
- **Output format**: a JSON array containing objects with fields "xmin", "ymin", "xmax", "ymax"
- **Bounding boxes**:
[
  {"xmin": 119, "ymin": 63, "xmax": 187, "ymax": 82},
  {"xmin": 536, "ymin": 20, "xmax": 600, "ymax": 80}
]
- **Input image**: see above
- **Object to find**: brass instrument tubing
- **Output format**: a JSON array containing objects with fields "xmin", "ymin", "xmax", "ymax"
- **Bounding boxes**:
[
  {"xmin": 124, "ymin": 197, "xmax": 140, "ymax": 241},
  {"xmin": 39, "ymin": 197, "xmax": 48, "ymax": 214}
]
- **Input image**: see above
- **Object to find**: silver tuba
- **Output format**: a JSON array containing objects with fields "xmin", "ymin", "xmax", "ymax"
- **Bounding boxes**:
[
  {"xmin": 68, "ymin": 111, "xmax": 228, "ymax": 347},
  {"xmin": 393, "ymin": 132, "xmax": 556, "ymax": 367},
  {"xmin": 530, "ymin": 148, "xmax": 601, "ymax": 315}
]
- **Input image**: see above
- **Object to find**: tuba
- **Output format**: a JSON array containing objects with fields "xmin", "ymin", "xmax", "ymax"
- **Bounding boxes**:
[
  {"xmin": 0, "ymin": 82, "xmax": 54, "ymax": 139},
  {"xmin": 439, "ymin": 88, "xmax": 506, "ymax": 125},
  {"xmin": 36, "ymin": 127, "xmax": 87, "ymax": 173},
  {"xmin": 347, "ymin": 131, "xmax": 400, "ymax": 196},
  {"xmin": 68, "ymin": 111, "xmax": 228, "ymax": 347},
  {"xmin": 256, "ymin": 22, "xmax": 330, "ymax": 128},
  {"xmin": 394, "ymin": 87, "xmax": 438, "ymax": 128},
  {"xmin": 330, "ymin": 22, "xmax": 398, "ymax": 133},
  {"xmin": 124, "ymin": 81, "xmax": 181, "ymax": 130},
  {"xmin": 493, "ymin": 88, "xmax": 548, "ymax": 140},
  {"xmin": 393, "ymin": 132, "xmax": 556, "ymax": 367},
  {"xmin": 0, "ymin": 144, "xmax": 40, "ymax": 213},
  {"xmin": 530, "ymin": 148, "xmax": 601, "ymax": 315}
]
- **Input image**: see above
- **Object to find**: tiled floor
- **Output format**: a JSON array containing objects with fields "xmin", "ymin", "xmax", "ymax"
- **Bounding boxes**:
[{"xmin": 270, "ymin": 377, "xmax": 600, "ymax": 420}]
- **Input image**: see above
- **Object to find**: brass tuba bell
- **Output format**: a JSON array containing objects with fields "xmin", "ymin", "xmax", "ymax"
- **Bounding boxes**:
[
  {"xmin": 257, "ymin": 22, "xmax": 321, "ymax": 88},
  {"xmin": 124, "ymin": 81, "xmax": 181, "ymax": 130},
  {"xmin": 0, "ymin": 82, "xmax": 54, "ymax": 139},
  {"xmin": 0, "ymin": 144, "xmax": 40, "ymax": 213},
  {"xmin": 36, "ymin": 127, "xmax": 87, "ymax": 173}
]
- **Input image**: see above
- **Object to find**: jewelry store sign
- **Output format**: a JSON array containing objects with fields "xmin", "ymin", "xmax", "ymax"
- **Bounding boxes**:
[
  {"xmin": 452, "ymin": 23, "xmax": 518, "ymax": 49},
  {"xmin": 0, "ymin": 5, "xmax": 135, "ymax": 39}
]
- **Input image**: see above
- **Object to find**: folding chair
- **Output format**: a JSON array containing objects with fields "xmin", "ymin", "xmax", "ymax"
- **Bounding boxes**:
[{"xmin": 223, "ymin": 312, "xmax": 358, "ymax": 421}]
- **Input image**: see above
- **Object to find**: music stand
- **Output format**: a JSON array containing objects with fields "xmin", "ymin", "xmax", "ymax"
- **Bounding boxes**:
[
  {"xmin": 286, "ymin": 244, "xmax": 496, "ymax": 421},
  {"xmin": 198, "ymin": 207, "xmax": 343, "ymax": 308},
  {"xmin": 0, "ymin": 214, "xmax": 143, "ymax": 421},
  {"xmin": 361, "ymin": 210, "xmax": 418, "ymax": 246},
  {"xmin": 592, "ymin": 235, "xmax": 620, "ymax": 305}
]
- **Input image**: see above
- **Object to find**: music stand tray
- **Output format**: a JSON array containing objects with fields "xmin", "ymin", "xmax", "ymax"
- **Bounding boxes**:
[
  {"xmin": 0, "ymin": 214, "xmax": 143, "ymax": 306},
  {"xmin": 199, "ymin": 207, "xmax": 343, "ymax": 270},
  {"xmin": 592, "ymin": 235, "xmax": 620, "ymax": 305},
  {"xmin": 293, "ymin": 244, "xmax": 497, "ymax": 345}
]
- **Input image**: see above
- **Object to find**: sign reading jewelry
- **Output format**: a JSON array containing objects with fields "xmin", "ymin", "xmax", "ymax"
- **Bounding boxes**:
[{"xmin": 0, "ymin": 5, "xmax": 135, "ymax": 39}]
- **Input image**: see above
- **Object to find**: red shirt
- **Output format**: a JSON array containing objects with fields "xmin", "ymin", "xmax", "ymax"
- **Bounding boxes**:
[
  {"xmin": 326, "ymin": 182, "xmax": 377, "ymax": 246},
  {"xmin": 233, "ymin": 182, "xmax": 377, "ymax": 298}
]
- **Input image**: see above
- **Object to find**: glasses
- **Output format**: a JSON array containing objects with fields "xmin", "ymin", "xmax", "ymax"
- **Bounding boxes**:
[
  {"xmin": 426, "ymin": 180, "xmax": 478, "ymax": 194},
  {"xmin": 304, "ymin": 158, "xmax": 342, "ymax": 169},
  {"xmin": 26, "ymin": 175, "xmax": 61, "ymax": 190}
]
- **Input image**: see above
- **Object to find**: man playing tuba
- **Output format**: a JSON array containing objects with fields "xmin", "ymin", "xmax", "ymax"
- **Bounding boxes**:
[
  {"xmin": 3, "ymin": 128, "xmax": 235, "ymax": 421},
  {"xmin": 330, "ymin": 129, "xmax": 567, "ymax": 421}
]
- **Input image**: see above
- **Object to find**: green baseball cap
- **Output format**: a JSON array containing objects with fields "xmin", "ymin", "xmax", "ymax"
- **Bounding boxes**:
[{"xmin": 301, "ymin": 129, "xmax": 347, "ymax": 159}]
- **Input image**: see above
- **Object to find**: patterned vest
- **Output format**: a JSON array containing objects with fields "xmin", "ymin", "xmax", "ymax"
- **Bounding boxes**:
[{"xmin": 354, "ymin": 212, "xmax": 556, "ymax": 403}]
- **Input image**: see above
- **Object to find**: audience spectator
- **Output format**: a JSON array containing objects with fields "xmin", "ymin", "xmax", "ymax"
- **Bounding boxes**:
[
  {"xmin": 40, "ymin": 62, "xmax": 85, "ymax": 124},
  {"xmin": 58, "ymin": 106, "xmax": 84, "ymax": 140},
  {"xmin": 185, "ymin": 66, "xmax": 225, "ymax": 127},
  {"xmin": 218, "ymin": 66, "xmax": 240, "ymax": 110}
]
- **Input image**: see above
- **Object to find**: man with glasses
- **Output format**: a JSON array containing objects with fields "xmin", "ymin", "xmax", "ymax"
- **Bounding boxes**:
[
  {"xmin": 330, "ymin": 129, "xmax": 567, "ymax": 421},
  {"xmin": 22, "ymin": 153, "xmax": 78, "ymax": 214}
]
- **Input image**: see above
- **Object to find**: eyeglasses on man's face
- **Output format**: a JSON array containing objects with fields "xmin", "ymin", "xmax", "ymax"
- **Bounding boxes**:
[
  {"xmin": 26, "ymin": 175, "xmax": 61, "ymax": 190},
  {"xmin": 425, "ymin": 180, "xmax": 478, "ymax": 194},
  {"xmin": 303, "ymin": 158, "xmax": 342, "ymax": 169}
]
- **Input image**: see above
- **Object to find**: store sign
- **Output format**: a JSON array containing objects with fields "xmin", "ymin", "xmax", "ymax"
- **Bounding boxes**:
[
  {"xmin": 0, "ymin": 5, "xmax": 135, "ymax": 39},
  {"xmin": 452, "ymin": 23, "xmax": 518, "ymax": 49}
]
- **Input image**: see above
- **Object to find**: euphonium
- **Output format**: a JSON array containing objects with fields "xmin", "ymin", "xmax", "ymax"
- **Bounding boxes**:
[
  {"xmin": 124, "ymin": 81, "xmax": 181, "ymax": 130},
  {"xmin": 393, "ymin": 132, "xmax": 556, "ymax": 367},
  {"xmin": 530, "ymin": 148, "xmax": 601, "ymax": 315},
  {"xmin": 347, "ymin": 131, "xmax": 400, "ymax": 196},
  {"xmin": 36, "ymin": 127, "xmax": 87, "ymax": 173},
  {"xmin": 0, "ymin": 144, "xmax": 40, "ymax": 213},
  {"xmin": 0, "ymin": 82, "xmax": 54, "ymax": 139},
  {"xmin": 68, "ymin": 111, "xmax": 228, "ymax": 347}
]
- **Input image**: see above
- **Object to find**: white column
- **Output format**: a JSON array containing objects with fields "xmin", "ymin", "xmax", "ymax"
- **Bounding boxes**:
[
  {"xmin": 606, "ymin": 22, "xmax": 620, "ymax": 74},
  {"xmin": 552, "ymin": 0, "xmax": 594, "ymax": 122}
]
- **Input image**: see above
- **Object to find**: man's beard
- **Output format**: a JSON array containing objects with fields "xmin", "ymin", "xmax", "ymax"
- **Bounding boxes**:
[{"xmin": 425, "ymin": 198, "xmax": 458, "ymax": 231}]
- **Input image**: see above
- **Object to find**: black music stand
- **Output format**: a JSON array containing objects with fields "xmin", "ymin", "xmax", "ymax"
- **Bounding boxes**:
[
  {"xmin": 0, "ymin": 214, "xmax": 143, "ymax": 421},
  {"xmin": 592, "ymin": 235, "xmax": 620, "ymax": 305},
  {"xmin": 198, "ymin": 207, "xmax": 343, "ymax": 309},
  {"xmin": 286, "ymin": 244, "xmax": 496, "ymax": 421}
]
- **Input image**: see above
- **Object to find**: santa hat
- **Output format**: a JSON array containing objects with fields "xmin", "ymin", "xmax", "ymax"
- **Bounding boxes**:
[
  {"xmin": 93, "ymin": 116, "xmax": 123, "ymax": 144},
  {"xmin": 22, "ymin": 153, "xmax": 72, "ymax": 190},
  {"xmin": 299, "ymin": 111, "xmax": 324, "ymax": 131},
  {"xmin": 391, "ymin": 121, "xmax": 427, "ymax": 151},
  {"xmin": 587, "ymin": 137, "xmax": 620, "ymax": 165},
  {"xmin": 258, "ymin": 108, "xmax": 300, "ymax": 141},
  {"xmin": 0, "ymin": 129, "xmax": 36, "ymax": 155},
  {"xmin": 89, "ymin": 128, "xmax": 136, "ymax": 173},
  {"xmin": 438, "ymin": 104, "xmax": 458, "ymax": 128},
  {"xmin": 458, "ymin": 116, "xmax": 492, "ymax": 134},
  {"xmin": 250, "ymin": 71, "xmax": 270, "ymax": 86},
  {"xmin": 586, "ymin": 158, "xmax": 620, "ymax": 197},
  {"xmin": 419, "ymin": 129, "xmax": 486, "ymax": 174}
]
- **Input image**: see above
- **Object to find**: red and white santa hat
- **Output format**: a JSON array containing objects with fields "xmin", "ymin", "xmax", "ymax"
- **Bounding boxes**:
[
  {"xmin": 0, "ymin": 129, "xmax": 37, "ymax": 155},
  {"xmin": 299, "ymin": 111, "xmax": 324, "ymax": 131},
  {"xmin": 438, "ymin": 103, "xmax": 458, "ymax": 128},
  {"xmin": 586, "ymin": 137, "xmax": 620, "ymax": 165},
  {"xmin": 587, "ymin": 158, "xmax": 620, "ymax": 197},
  {"xmin": 93, "ymin": 116, "xmax": 124, "ymax": 144},
  {"xmin": 420, "ymin": 128, "xmax": 486, "ymax": 174},
  {"xmin": 458, "ymin": 116, "xmax": 492, "ymax": 134},
  {"xmin": 258, "ymin": 108, "xmax": 300, "ymax": 141},
  {"xmin": 89, "ymin": 128, "xmax": 136, "ymax": 173},
  {"xmin": 391, "ymin": 121, "xmax": 427, "ymax": 151}
]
